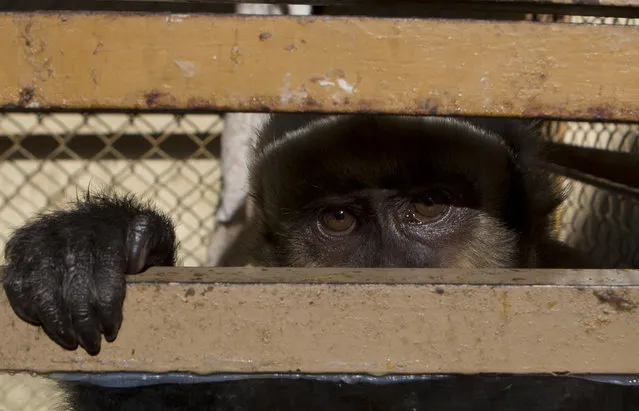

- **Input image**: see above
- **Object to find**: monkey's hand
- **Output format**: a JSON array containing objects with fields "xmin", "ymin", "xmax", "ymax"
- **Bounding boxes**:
[{"xmin": 2, "ymin": 193, "xmax": 177, "ymax": 355}]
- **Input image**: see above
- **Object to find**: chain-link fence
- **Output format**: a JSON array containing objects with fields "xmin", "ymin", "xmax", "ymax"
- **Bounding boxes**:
[
  {"xmin": 0, "ymin": 112, "xmax": 223, "ymax": 266},
  {"xmin": 551, "ymin": 121, "xmax": 639, "ymax": 268},
  {"xmin": 545, "ymin": 15, "xmax": 639, "ymax": 268}
]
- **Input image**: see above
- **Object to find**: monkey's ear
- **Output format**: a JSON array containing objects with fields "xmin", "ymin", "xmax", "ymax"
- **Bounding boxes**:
[{"xmin": 538, "ymin": 141, "xmax": 639, "ymax": 198}]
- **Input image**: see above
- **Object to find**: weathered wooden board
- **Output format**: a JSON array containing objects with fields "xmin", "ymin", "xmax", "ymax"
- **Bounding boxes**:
[
  {"xmin": 1, "ymin": 267, "xmax": 639, "ymax": 374},
  {"xmin": 0, "ymin": 13, "xmax": 638, "ymax": 120},
  {"xmin": 7, "ymin": 1, "xmax": 636, "ymax": 19},
  {"xmin": 100, "ymin": 0, "xmax": 639, "ymax": 7}
]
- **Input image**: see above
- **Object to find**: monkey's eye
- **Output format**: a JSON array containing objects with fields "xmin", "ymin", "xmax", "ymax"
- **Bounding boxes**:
[
  {"xmin": 409, "ymin": 198, "xmax": 449, "ymax": 223},
  {"xmin": 318, "ymin": 209, "xmax": 356, "ymax": 236}
]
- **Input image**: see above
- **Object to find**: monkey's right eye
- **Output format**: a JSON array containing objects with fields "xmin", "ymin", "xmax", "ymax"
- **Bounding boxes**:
[{"xmin": 318, "ymin": 209, "xmax": 357, "ymax": 236}]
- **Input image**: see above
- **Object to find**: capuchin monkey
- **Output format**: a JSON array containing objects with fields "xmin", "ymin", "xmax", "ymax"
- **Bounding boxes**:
[{"xmin": 3, "ymin": 114, "xmax": 591, "ymax": 357}]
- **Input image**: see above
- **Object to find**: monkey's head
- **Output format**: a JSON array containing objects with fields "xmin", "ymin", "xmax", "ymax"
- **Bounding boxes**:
[{"xmin": 248, "ymin": 115, "xmax": 563, "ymax": 268}]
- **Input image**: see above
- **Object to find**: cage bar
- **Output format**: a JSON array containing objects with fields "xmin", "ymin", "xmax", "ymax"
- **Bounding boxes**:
[
  {"xmin": 1, "ymin": 267, "xmax": 638, "ymax": 374},
  {"xmin": 97, "ymin": 0, "xmax": 639, "ymax": 8},
  {"xmin": 1, "ymin": 13, "xmax": 638, "ymax": 121}
]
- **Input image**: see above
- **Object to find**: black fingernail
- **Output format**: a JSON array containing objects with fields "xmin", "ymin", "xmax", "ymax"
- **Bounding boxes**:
[
  {"xmin": 104, "ymin": 330, "xmax": 119, "ymax": 343},
  {"xmin": 59, "ymin": 328, "xmax": 78, "ymax": 348},
  {"xmin": 77, "ymin": 333, "xmax": 101, "ymax": 356},
  {"xmin": 99, "ymin": 310, "xmax": 123, "ymax": 343},
  {"xmin": 103, "ymin": 320, "xmax": 121, "ymax": 342},
  {"xmin": 43, "ymin": 327, "xmax": 78, "ymax": 350}
]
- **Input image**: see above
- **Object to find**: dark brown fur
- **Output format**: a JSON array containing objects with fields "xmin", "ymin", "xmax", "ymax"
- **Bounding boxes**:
[{"xmin": 246, "ymin": 114, "xmax": 590, "ymax": 268}]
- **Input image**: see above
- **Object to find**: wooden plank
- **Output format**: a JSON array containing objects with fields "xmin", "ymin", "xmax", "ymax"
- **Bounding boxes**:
[
  {"xmin": 0, "ymin": 13, "xmax": 638, "ymax": 121},
  {"xmin": 89, "ymin": 1, "xmax": 639, "ymax": 18},
  {"xmin": 5, "ymin": 2, "xmax": 637, "ymax": 19},
  {"xmin": 2, "ymin": 267, "xmax": 639, "ymax": 374},
  {"xmin": 98, "ymin": 0, "xmax": 639, "ymax": 7}
]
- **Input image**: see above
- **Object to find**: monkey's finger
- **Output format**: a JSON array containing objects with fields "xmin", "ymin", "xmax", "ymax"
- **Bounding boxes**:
[
  {"xmin": 30, "ymin": 277, "xmax": 79, "ymax": 350},
  {"xmin": 4, "ymin": 265, "xmax": 80, "ymax": 349},
  {"xmin": 125, "ymin": 214, "xmax": 156, "ymax": 274},
  {"xmin": 65, "ymin": 266, "xmax": 102, "ymax": 356},
  {"xmin": 93, "ymin": 258, "xmax": 126, "ymax": 343},
  {"xmin": 39, "ymin": 312, "xmax": 79, "ymax": 351},
  {"xmin": 2, "ymin": 273, "xmax": 41, "ymax": 325}
]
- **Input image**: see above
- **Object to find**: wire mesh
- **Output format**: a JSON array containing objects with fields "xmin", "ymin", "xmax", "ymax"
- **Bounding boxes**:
[
  {"xmin": 544, "ymin": 14, "xmax": 639, "ymax": 268},
  {"xmin": 0, "ymin": 112, "xmax": 223, "ymax": 267},
  {"xmin": 550, "ymin": 121, "xmax": 639, "ymax": 268},
  {"xmin": 567, "ymin": 15, "xmax": 639, "ymax": 25}
]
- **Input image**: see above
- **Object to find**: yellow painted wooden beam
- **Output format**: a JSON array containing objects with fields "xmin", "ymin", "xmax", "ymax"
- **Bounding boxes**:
[
  {"xmin": 0, "ymin": 13, "xmax": 637, "ymax": 120},
  {"xmin": 102, "ymin": 0, "xmax": 639, "ymax": 7},
  {"xmin": 1, "ymin": 267, "xmax": 638, "ymax": 374}
]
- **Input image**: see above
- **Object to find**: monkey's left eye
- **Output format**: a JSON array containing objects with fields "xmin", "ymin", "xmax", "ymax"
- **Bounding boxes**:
[
  {"xmin": 318, "ymin": 209, "xmax": 357, "ymax": 236},
  {"xmin": 408, "ymin": 198, "xmax": 449, "ymax": 223}
]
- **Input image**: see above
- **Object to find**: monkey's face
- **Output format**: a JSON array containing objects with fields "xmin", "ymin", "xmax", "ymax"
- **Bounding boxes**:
[
  {"xmin": 250, "ymin": 115, "xmax": 546, "ymax": 268},
  {"xmin": 270, "ymin": 186, "xmax": 517, "ymax": 267}
]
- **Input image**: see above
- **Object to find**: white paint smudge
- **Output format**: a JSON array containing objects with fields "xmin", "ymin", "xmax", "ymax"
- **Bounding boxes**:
[
  {"xmin": 313, "ymin": 71, "xmax": 357, "ymax": 95},
  {"xmin": 166, "ymin": 14, "xmax": 189, "ymax": 23},
  {"xmin": 480, "ymin": 75, "xmax": 490, "ymax": 109},
  {"xmin": 174, "ymin": 60, "xmax": 197, "ymax": 78},
  {"xmin": 336, "ymin": 78, "xmax": 355, "ymax": 94}
]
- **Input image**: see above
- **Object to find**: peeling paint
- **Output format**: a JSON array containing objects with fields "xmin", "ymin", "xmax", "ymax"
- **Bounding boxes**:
[
  {"xmin": 415, "ymin": 97, "xmax": 440, "ymax": 116},
  {"xmin": 18, "ymin": 87, "xmax": 35, "ymax": 107},
  {"xmin": 174, "ymin": 60, "xmax": 197, "ymax": 78},
  {"xmin": 337, "ymin": 78, "xmax": 355, "ymax": 94},
  {"xmin": 144, "ymin": 89, "xmax": 176, "ymax": 108},
  {"xmin": 311, "ymin": 71, "xmax": 357, "ymax": 96},
  {"xmin": 593, "ymin": 289, "xmax": 637, "ymax": 312},
  {"xmin": 480, "ymin": 75, "xmax": 491, "ymax": 110},
  {"xmin": 166, "ymin": 14, "xmax": 189, "ymax": 23},
  {"xmin": 230, "ymin": 46, "xmax": 242, "ymax": 69}
]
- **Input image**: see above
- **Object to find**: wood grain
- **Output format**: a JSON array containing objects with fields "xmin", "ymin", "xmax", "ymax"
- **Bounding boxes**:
[
  {"xmin": 102, "ymin": 0, "xmax": 639, "ymax": 7},
  {"xmin": 1, "ymin": 267, "xmax": 639, "ymax": 374},
  {"xmin": 0, "ymin": 13, "xmax": 637, "ymax": 120}
]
